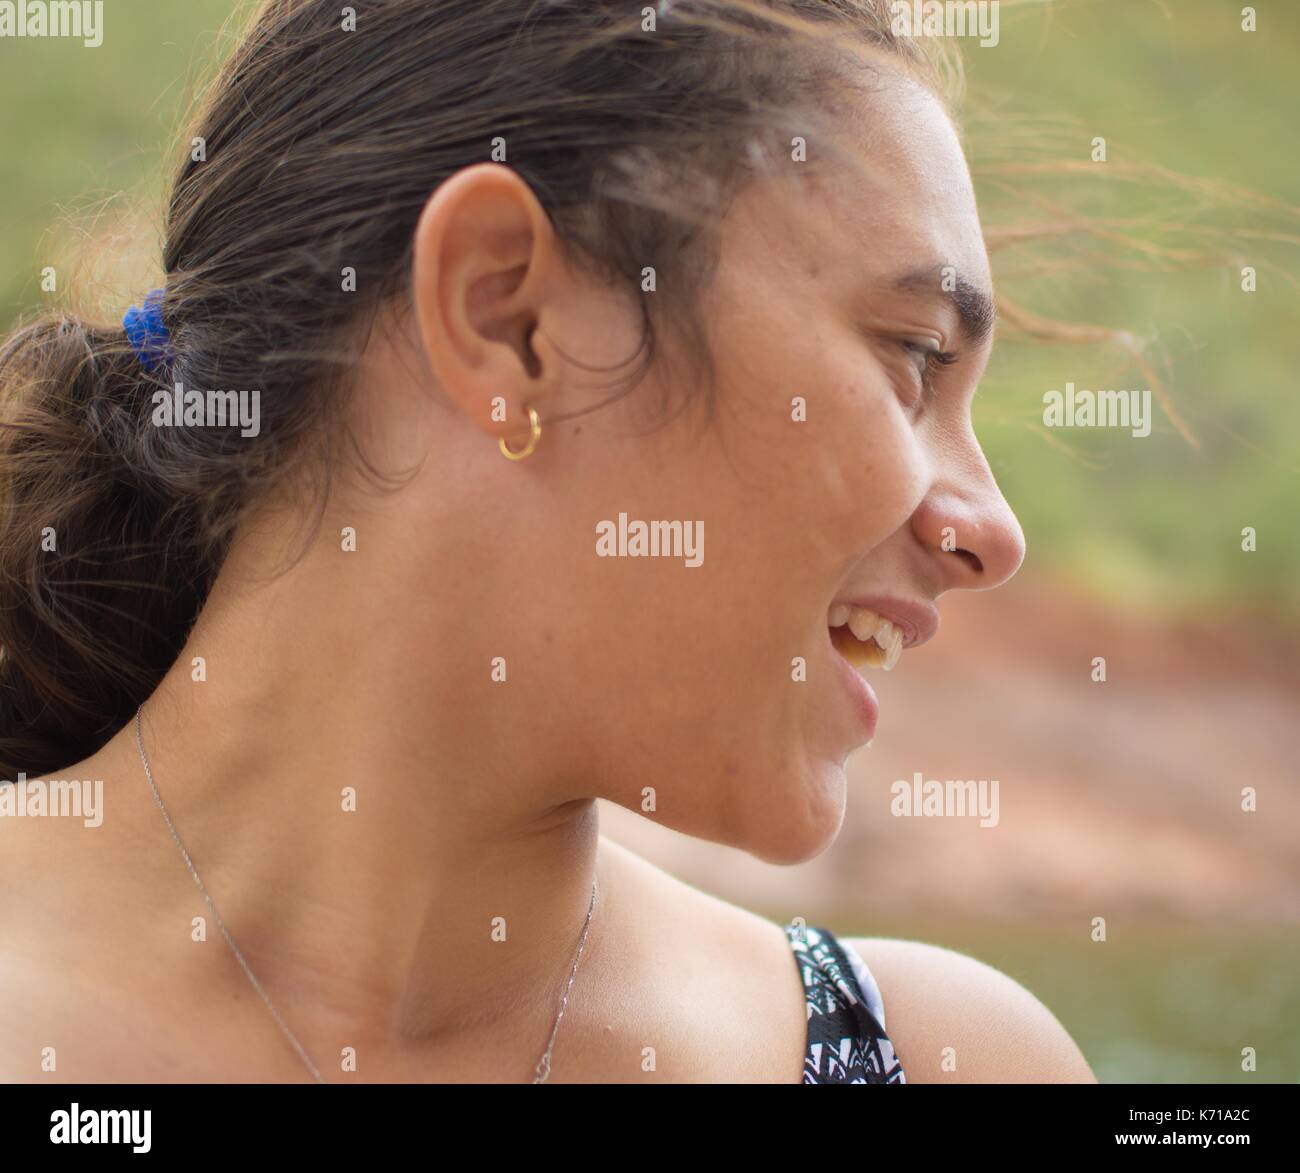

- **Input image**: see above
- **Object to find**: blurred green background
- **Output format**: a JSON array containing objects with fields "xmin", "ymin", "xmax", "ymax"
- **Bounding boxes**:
[
  {"xmin": 2, "ymin": 0, "xmax": 1296, "ymax": 1083},
  {"xmin": 965, "ymin": 0, "xmax": 1300, "ymax": 629}
]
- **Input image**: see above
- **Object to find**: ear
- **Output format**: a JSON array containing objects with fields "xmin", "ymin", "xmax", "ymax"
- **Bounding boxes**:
[{"xmin": 410, "ymin": 163, "xmax": 559, "ymax": 446}]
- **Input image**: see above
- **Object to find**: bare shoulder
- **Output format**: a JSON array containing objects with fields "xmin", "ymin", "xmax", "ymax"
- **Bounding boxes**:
[{"xmin": 844, "ymin": 936, "xmax": 1097, "ymax": 1084}]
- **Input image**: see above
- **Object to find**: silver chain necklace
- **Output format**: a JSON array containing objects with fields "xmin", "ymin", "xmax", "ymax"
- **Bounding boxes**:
[{"xmin": 133, "ymin": 704, "xmax": 597, "ymax": 1084}]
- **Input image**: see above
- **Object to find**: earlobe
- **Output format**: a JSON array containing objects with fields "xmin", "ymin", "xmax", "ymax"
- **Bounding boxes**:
[{"xmin": 409, "ymin": 163, "xmax": 554, "ymax": 443}]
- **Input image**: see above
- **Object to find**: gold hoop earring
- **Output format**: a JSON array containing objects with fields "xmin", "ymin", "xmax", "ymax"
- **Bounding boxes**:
[{"xmin": 499, "ymin": 405, "xmax": 542, "ymax": 461}]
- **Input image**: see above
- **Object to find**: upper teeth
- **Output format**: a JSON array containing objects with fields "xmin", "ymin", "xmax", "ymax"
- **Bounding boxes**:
[{"xmin": 828, "ymin": 605, "xmax": 904, "ymax": 670}]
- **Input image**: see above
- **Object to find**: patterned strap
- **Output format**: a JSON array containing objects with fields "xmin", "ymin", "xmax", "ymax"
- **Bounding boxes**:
[{"xmin": 786, "ymin": 922, "xmax": 907, "ymax": 1084}]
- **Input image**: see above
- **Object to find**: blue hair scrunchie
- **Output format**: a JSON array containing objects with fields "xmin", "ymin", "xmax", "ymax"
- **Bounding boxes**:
[{"xmin": 123, "ymin": 287, "xmax": 172, "ymax": 374}]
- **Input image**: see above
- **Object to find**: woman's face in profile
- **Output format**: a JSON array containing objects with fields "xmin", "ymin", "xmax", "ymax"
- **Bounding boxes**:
[{"xmin": 405, "ymin": 69, "xmax": 1026, "ymax": 867}]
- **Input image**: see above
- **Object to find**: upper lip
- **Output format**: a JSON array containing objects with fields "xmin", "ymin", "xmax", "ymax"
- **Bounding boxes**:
[{"xmin": 829, "ymin": 594, "xmax": 940, "ymax": 650}]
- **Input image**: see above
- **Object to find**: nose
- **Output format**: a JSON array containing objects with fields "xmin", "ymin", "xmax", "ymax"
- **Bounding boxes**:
[{"xmin": 911, "ymin": 445, "xmax": 1026, "ymax": 592}]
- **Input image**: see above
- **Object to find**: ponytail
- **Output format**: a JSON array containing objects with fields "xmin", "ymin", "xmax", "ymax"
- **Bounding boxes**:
[{"xmin": 0, "ymin": 312, "xmax": 211, "ymax": 778}]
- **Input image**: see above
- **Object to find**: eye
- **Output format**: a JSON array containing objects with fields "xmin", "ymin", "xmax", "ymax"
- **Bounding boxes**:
[{"xmin": 900, "ymin": 340, "xmax": 959, "ymax": 398}]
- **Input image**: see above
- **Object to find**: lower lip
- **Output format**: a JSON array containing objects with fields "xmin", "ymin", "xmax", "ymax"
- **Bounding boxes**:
[{"xmin": 830, "ymin": 638, "xmax": 880, "ymax": 743}]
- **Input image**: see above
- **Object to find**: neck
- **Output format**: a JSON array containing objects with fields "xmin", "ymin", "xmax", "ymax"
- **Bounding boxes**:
[{"xmin": 94, "ymin": 498, "xmax": 606, "ymax": 1075}]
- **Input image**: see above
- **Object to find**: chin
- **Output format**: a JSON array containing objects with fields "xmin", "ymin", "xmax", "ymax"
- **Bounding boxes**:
[{"xmin": 739, "ymin": 761, "xmax": 848, "ymax": 866}]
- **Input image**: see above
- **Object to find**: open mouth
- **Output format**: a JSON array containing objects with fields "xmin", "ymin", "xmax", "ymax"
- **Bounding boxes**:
[{"xmin": 828, "ymin": 604, "xmax": 904, "ymax": 671}]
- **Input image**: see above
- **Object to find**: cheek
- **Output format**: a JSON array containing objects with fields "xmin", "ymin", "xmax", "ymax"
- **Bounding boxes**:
[
  {"xmin": 676, "ymin": 342, "xmax": 930, "ymax": 601},
  {"xmin": 802, "ymin": 372, "xmax": 930, "ymax": 559}
]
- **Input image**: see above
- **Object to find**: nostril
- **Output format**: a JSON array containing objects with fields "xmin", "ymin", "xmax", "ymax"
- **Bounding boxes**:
[{"xmin": 951, "ymin": 547, "xmax": 983, "ymax": 574}]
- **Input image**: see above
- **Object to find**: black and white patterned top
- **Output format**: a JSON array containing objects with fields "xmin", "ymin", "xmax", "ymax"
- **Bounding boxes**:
[{"xmin": 785, "ymin": 922, "xmax": 907, "ymax": 1084}]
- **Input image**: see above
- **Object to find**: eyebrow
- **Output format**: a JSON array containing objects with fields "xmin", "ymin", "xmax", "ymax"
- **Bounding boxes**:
[{"xmin": 891, "ymin": 265, "xmax": 996, "ymax": 348}]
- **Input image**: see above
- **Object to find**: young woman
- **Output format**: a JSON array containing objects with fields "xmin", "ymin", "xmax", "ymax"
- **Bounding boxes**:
[{"xmin": 0, "ymin": 0, "xmax": 1094, "ymax": 1083}]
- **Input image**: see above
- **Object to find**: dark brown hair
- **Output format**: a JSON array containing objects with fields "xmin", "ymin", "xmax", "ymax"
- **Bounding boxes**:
[{"xmin": 0, "ymin": 0, "xmax": 938, "ymax": 779}]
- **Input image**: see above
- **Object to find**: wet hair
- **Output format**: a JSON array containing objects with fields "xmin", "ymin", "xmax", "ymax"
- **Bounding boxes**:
[{"xmin": 0, "ymin": 0, "xmax": 942, "ymax": 778}]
